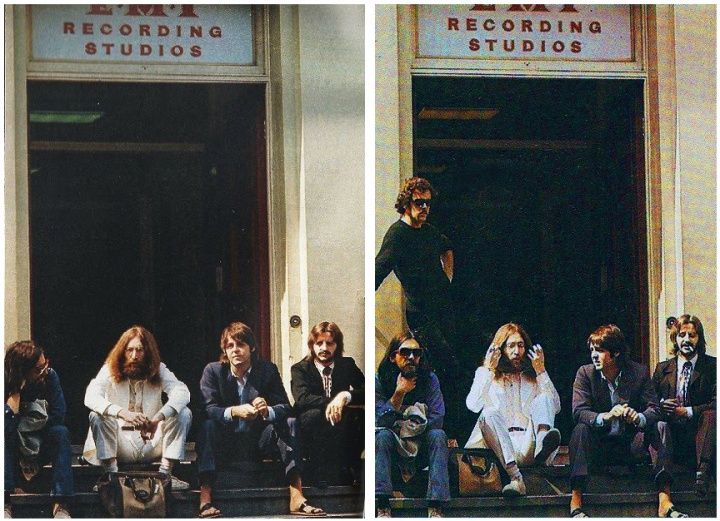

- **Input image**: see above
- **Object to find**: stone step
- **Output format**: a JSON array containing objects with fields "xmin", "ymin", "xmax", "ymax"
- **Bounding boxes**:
[
  {"xmin": 388, "ymin": 464, "xmax": 715, "ymax": 517},
  {"xmin": 10, "ymin": 485, "xmax": 364, "ymax": 518}
]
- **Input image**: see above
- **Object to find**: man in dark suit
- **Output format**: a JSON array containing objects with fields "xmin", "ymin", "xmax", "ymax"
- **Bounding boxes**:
[
  {"xmin": 568, "ymin": 325, "xmax": 687, "ymax": 518},
  {"xmin": 650, "ymin": 314, "xmax": 716, "ymax": 498},
  {"xmin": 196, "ymin": 322, "xmax": 325, "ymax": 518},
  {"xmin": 291, "ymin": 321, "xmax": 364, "ymax": 485}
]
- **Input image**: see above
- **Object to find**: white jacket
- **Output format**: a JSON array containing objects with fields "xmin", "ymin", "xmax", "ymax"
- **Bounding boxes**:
[
  {"xmin": 83, "ymin": 362, "xmax": 190, "ymax": 463},
  {"xmin": 465, "ymin": 366, "xmax": 560, "ymax": 449}
]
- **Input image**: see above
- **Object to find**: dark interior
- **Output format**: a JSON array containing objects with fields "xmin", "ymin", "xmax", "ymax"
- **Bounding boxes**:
[
  {"xmin": 28, "ymin": 81, "xmax": 268, "ymax": 441},
  {"xmin": 412, "ymin": 77, "xmax": 647, "ymax": 442}
]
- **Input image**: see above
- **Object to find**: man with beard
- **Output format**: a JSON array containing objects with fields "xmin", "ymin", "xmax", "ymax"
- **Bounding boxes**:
[
  {"xmin": 465, "ymin": 323, "xmax": 561, "ymax": 496},
  {"xmin": 375, "ymin": 332, "xmax": 449, "ymax": 518},
  {"xmin": 83, "ymin": 326, "xmax": 192, "ymax": 489},
  {"xmin": 197, "ymin": 322, "xmax": 325, "ymax": 518},
  {"xmin": 290, "ymin": 321, "xmax": 364, "ymax": 486},
  {"xmin": 5, "ymin": 341, "xmax": 74, "ymax": 518},
  {"xmin": 568, "ymin": 325, "xmax": 686, "ymax": 518},
  {"xmin": 650, "ymin": 314, "xmax": 716, "ymax": 500},
  {"xmin": 375, "ymin": 177, "xmax": 460, "ymax": 436}
]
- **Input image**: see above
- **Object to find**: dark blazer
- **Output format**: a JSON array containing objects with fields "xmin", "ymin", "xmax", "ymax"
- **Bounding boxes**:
[
  {"xmin": 290, "ymin": 357, "xmax": 364, "ymax": 414},
  {"xmin": 572, "ymin": 360, "xmax": 660, "ymax": 429},
  {"xmin": 200, "ymin": 360, "xmax": 292, "ymax": 424},
  {"xmin": 652, "ymin": 353, "xmax": 716, "ymax": 417},
  {"xmin": 20, "ymin": 368, "xmax": 67, "ymax": 428}
]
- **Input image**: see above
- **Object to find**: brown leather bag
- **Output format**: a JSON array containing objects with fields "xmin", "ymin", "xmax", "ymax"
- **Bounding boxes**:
[
  {"xmin": 97, "ymin": 471, "xmax": 171, "ymax": 517},
  {"xmin": 456, "ymin": 449, "xmax": 503, "ymax": 496}
]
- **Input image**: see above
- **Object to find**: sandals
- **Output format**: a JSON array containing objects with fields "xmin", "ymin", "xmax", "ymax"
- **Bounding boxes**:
[
  {"xmin": 570, "ymin": 508, "xmax": 588, "ymax": 518},
  {"xmin": 291, "ymin": 502, "xmax": 327, "ymax": 517},
  {"xmin": 663, "ymin": 506, "xmax": 688, "ymax": 518},
  {"xmin": 198, "ymin": 503, "xmax": 222, "ymax": 518}
]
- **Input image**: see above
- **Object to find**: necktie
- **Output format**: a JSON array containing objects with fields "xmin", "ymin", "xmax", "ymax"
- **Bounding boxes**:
[
  {"xmin": 680, "ymin": 361, "xmax": 692, "ymax": 406},
  {"xmin": 236, "ymin": 380, "xmax": 250, "ymax": 432},
  {"xmin": 322, "ymin": 366, "xmax": 332, "ymax": 398}
]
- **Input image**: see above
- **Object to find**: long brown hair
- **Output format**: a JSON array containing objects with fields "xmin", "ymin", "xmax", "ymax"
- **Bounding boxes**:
[
  {"xmin": 486, "ymin": 323, "xmax": 536, "ymax": 379},
  {"xmin": 5, "ymin": 340, "xmax": 44, "ymax": 397},
  {"xmin": 305, "ymin": 321, "xmax": 344, "ymax": 361},
  {"xmin": 106, "ymin": 326, "xmax": 162, "ymax": 384}
]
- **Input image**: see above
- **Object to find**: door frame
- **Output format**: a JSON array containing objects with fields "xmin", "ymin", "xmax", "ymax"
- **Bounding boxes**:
[
  {"xmin": 389, "ymin": 4, "xmax": 664, "ymax": 371},
  {"xmin": 5, "ymin": 5, "xmax": 299, "ymax": 371}
]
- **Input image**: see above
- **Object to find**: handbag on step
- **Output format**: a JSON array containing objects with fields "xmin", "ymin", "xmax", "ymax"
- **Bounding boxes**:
[{"xmin": 97, "ymin": 471, "xmax": 171, "ymax": 517}]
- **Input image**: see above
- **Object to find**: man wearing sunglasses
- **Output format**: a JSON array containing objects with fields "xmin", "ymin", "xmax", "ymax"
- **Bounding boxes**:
[
  {"xmin": 5, "ymin": 341, "xmax": 74, "ymax": 518},
  {"xmin": 375, "ymin": 333, "xmax": 449, "ymax": 518},
  {"xmin": 375, "ymin": 176, "xmax": 460, "ymax": 436}
]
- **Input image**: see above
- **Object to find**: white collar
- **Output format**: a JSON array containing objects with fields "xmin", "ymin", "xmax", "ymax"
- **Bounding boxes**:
[{"xmin": 314, "ymin": 360, "xmax": 334, "ymax": 374}]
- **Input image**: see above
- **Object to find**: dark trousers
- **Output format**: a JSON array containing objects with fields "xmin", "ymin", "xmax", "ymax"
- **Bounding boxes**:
[
  {"xmin": 4, "ymin": 405, "xmax": 75, "ymax": 499},
  {"xmin": 297, "ymin": 407, "xmax": 363, "ymax": 481},
  {"xmin": 375, "ymin": 428, "xmax": 450, "ymax": 502},
  {"xmin": 411, "ymin": 316, "xmax": 462, "ymax": 438},
  {"xmin": 648, "ymin": 410, "xmax": 716, "ymax": 482},
  {"xmin": 569, "ymin": 422, "xmax": 645, "ymax": 491},
  {"xmin": 196, "ymin": 417, "xmax": 299, "ymax": 484}
]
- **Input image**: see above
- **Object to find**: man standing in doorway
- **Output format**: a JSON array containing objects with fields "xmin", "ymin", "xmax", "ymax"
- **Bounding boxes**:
[
  {"xmin": 649, "ymin": 314, "xmax": 716, "ymax": 500},
  {"xmin": 375, "ymin": 177, "xmax": 460, "ymax": 436}
]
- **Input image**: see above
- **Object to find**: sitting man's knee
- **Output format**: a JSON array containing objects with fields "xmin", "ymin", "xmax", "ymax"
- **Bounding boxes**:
[
  {"xmin": 88, "ymin": 410, "xmax": 113, "ymax": 427},
  {"xmin": 176, "ymin": 406, "xmax": 193, "ymax": 425},
  {"xmin": 299, "ymin": 408, "xmax": 324, "ymax": 429},
  {"xmin": 426, "ymin": 428, "xmax": 448, "ymax": 446},
  {"xmin": 376, "ymin": 429, "xmax": 395, "ymax": 449},
  {"xmin": 46, "ymin": 424, "xmax": 71, "ymax": 443},
  {"xmin": 478, "ymin": 408, "xmax": 502, "ymax": 424}
]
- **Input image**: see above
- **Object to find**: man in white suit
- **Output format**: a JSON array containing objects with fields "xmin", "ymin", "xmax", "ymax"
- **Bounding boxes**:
[
  {"xmin": 83, "ymin": 326, "xmax": 192, "ymax": 488},
  {"xmin": 465, "ymin": 323, "xmax": 561, "ymax": 497}
]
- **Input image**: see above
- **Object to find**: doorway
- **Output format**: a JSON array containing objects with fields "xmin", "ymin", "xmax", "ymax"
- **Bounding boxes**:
[
  {"xmin": 412, "ymin": 77, "xmax": 648, "ymax": 441},
  {"xmin": 28, "ymin": 81, "xmax": 269, "ymax": 441}
]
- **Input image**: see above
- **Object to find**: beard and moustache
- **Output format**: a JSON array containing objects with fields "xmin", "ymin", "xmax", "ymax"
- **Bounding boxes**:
[
  {"xmin": 122, "ymin": 359, "xmax": 150, "ymax": 379},
  {"xmin": 678, "ymin": 340, "xmax": 697, "ymax": 357},
  {"xmin": 400, "ymin": 362, "xmax": 419, "ymax": 379},
  {"xmin": 496, "ymin": 354, "xmax": 533, "ymax": 375}
]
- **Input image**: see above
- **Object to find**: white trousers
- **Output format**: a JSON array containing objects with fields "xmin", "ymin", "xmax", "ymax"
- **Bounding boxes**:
[
  {"xmin": 89, "ymin": 407, "xmax": 192, "ymax": 463},
  {"xmin": 477, "ymin": 393, "xmax": 556, "ymax": 467}
]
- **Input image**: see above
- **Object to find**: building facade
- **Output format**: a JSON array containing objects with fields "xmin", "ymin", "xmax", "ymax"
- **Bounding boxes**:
[{"xmin": 5, "ymin": 4, "xmax": 365, "ymax": 437}]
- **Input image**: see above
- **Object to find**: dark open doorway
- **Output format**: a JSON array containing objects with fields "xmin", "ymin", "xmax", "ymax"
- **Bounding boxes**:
[
  {"xmin": 412, "ymin": 77, "xmax": 648, "ymax": 441},
  {"xmin": 28, "ymin": 81, "xmax": 269, "ymax": 441}
]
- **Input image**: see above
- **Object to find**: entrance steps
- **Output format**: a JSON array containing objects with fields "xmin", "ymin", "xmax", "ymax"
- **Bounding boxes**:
[
  {"xmin": 388, "ymin": 458, "xmax": 715, "ymax": 517},
  {"xmin": 8, "ymin": 445, "xmax": 364, "ymax": 518}
]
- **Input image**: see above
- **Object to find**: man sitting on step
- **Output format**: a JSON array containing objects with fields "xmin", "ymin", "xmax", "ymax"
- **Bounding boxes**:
[
  {"xmin": 649, "ymin": 314, "xmax": 716, "ymax": 500},
  {"xmin": 5, "ymin": 341, "xmax": 74, "ymax": 518},
  {"xmin": 465, "ymin": 322, "xmax": 562, "ymax": 497},
  {"xmin": 196, "ymin": 321, "xmax": 326, "ymax": 518},
  {"xmin": 569, "ymin": 324, "xmax": 687, "ymax": 518},
  {"xmin": 375, "ymin": 332, "xmax": 450, "ymax": 518},
  {"xmin": 291, "ymin": 321, "xmax": 364, "ymax": 486},
  {"xmin": 83, "ymin": 326, "xmax": 192, "ymax": 490}
]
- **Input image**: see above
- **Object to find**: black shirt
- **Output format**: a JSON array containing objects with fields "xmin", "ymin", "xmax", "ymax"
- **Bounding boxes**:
[{"xmin": 375, "ymin": 220, "xmax": 452, "ymax": 322}]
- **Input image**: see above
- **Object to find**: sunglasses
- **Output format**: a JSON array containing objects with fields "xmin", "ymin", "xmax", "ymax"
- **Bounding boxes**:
[
  {"xmin": 398, "ymin": 347, "xmax": 423, "ymax": 359},
  {"xmin": 412, "ymin": 198, "xmax": 432, "ymax": 209}
]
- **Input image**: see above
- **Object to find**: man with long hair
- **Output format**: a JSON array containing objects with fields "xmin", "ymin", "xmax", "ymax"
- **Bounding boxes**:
[
  {"xmin": 465, "ymin": 323, "xmax": 561, "ymax": 497},
  {"xmin": 375, "ymin": 332, "xmax": 449, "ymax": 518},
  {"xmin": 5, "ymin": 341, "xmax": 74, "ymax": 518},
  {"xmin": 196, "ymin": 321, "xmax": 325, "ymax": 518},
  {"xmin": 290, "ymin": 321, "xmax": 364, "ymax": 486},
  {"xmin": 568, "ymin": 324, "xmax": 684, "ymax": 518},
  {"xmin": 83, "ymin": 326, "xmax": 192, "ymax": 489},
  {"xmin": 650, "ymin": 314, "xmax": 716, "ymax": 499},
  {"xmin": 375, "ymin": 177, "xmax": 461, "ymax": 437}
]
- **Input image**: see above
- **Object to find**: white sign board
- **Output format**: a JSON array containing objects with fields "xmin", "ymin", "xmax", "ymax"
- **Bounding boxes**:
[
  {"xmin": 31, "ymin": 5, "xmax": 254, "ymax": 65},
  {"xmin": 417, "ymin": 5, "xmax": 633, "ymax": 61}
]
